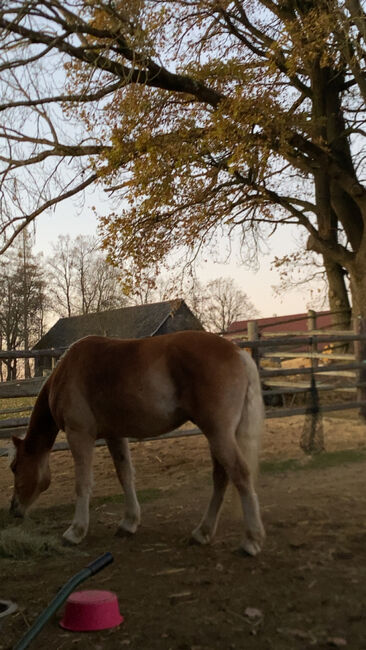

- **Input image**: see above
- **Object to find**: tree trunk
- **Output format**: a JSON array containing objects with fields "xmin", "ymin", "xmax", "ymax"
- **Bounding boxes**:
[
  {"xmin": 308, "ymin": 62, "xmax": 354, "ymax": 332},
  {"xmin": 5, "ymin": 359, "xmax": 17, "ymax": 381},
  {"xmin": 350, "ymin": 266, "xmax": 366, "ymax": 320},
  {"xmin": 324, "ymin": 260, "xmax": 351, "ymax": 329}
]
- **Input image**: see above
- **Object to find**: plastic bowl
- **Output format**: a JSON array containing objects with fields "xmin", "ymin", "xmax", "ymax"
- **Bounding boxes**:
[
  {"xmin": 60, "ymin": 590, "xmax": 123, "ymax": 632},
  {"xmin": 0, "ymin": 600, "xmax": 17, "ymax": 631}
]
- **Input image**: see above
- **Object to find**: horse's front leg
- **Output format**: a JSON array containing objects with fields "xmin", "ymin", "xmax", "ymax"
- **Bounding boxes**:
[
  {"xmin": 106, "ymin": 437, "xmax": 141, "ymax": 536},
  {"xmin": 63, "ymin": 431, "xmax": 94, "ymax": 545}
]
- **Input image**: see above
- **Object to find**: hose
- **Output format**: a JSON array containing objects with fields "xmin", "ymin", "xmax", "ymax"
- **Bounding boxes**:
[{"xmin": 14, "ymin": 552, "xmax": 114, "ymax": 650}]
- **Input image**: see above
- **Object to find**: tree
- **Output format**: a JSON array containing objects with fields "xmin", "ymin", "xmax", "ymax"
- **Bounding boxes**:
[
  {"xmin": 47, "ymin": 236, "xmax": 75, "ymax": 318},
  {"xmin": 47, "ymin": 234, "xmax": 128, "ymax": 317},
  {"xmin": 1, "ymin": 2, "xmax": 366, "ymax": 322},
  {"xmin": 199, "ymin": 277, "xmax": 259, "ymax": 333},
  {"xmin": 0, "ymin": 240, "xmax": 47, "ymax": 380},
  {"xmin": 272, "ymin": 237, "xmax": 352, "ymax": 327},
  {"xmin": 126, "ymin": 271, "xmax": 258, "ymax": 332}
]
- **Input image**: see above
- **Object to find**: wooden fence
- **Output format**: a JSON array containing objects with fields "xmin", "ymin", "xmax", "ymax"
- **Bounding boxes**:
[{"xmin": 1, "ymin": 315, "xmax": 365, "ymax": 456}]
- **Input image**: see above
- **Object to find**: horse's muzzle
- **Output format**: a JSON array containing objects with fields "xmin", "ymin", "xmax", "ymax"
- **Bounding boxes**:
[{"xmin": 10, "ymin": 497, "xmax": 24, "ymax": 518}]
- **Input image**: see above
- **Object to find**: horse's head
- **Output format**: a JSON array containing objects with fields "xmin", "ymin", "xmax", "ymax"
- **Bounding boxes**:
[{"xmin": 9, "ymin": 436, "xmax": 51, "ymax": 517}]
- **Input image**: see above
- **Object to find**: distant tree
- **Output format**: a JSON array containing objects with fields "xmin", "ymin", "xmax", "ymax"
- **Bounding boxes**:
[
  {"xmin": 47, "ymin": 235, "xmax": 75, "ymax": 318},
  {"xmin": 130, "ymin": 271, "xmax": 187, "ymax": 305},
  {"xmin": 47, "ymin": 234, "xmax": 129, "ymax": 317},
  {"xmin": 73, "ymin": 235, "xmax": 100, "ymax": 314},
  {"xmin": 127, "ymin": 271, "xmax": 259, "ymax": 332},
  {"xmin": 90, "ymin": 254, "xmax": 131, "ymax": 312},
  {"xmin": 192, "ymin": 277, "xmax": 259, "ymax": 333},
  {"xmin": 0, "ymin": 237, "xmax": 47, "ymax": 380}
]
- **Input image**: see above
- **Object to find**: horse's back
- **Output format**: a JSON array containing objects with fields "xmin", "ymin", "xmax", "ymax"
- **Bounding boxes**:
[{"xmin": 48, "ymin": 331, "xmax": 247, "ymax": 439}]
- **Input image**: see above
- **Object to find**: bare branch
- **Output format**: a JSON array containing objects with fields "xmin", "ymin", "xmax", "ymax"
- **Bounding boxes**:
[{"xmin": 0, "ymin": 172, "xmax": 98, "ymax": 255}]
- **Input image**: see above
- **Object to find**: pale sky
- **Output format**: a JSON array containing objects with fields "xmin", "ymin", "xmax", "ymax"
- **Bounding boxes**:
[{"xmin": 33, "ymin": 194, "xmax": 320, "ymax": 318}]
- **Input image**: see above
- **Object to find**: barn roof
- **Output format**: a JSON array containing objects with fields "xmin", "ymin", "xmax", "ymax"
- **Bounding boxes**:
[
  {"xmin": 227, "ymin": 311, "xmax": 334, "ymax": 336},
  {"xmin": 33, "ymin": 299, "xmax": 194, "ymax": 350}
]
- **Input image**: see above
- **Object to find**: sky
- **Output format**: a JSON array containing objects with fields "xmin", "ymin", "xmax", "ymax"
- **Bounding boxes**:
[
  {"xmin": 32, "ymin": 194, "xmax": 319, "ymax": 319},
  {"xmin": 5, "ymin": 5, "xmax": 324, "ymax": 321}
]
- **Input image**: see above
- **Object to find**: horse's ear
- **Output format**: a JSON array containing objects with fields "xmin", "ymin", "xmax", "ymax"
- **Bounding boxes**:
[{"xmin": 12, "ymin": 435, "xmax": 22, "ymax": 449}]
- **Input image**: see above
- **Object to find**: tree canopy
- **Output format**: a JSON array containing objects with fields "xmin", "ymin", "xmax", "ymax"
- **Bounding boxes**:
[{"xmin": 1, "ymin": 1, "xmax": 366, "ymax": 317}]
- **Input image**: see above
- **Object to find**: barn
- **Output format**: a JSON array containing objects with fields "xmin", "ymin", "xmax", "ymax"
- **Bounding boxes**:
[{"xmin": 32, "ymin": 299, "xmax": 204, "ymax": 375}]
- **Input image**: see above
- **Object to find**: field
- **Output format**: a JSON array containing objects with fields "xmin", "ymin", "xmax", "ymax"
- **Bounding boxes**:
[{"xmin": 0, "ymin": 413, "xmax": 366, "ymax": 650}]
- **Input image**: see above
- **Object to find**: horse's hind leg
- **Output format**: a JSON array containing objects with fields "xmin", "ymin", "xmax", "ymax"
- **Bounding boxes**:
[
  {"xmin": 63, "ymin": 431, "xmax": 94, "ymax": 545},
  {"xmin": 223, "ymin": 444, "xmax": 264, "ymax": 556},
  {"xmin": 106, "ymin": 437, "xmax": 141, "ymax": 536},
  {"xmin": 205, "ymin": 434, "xmax": 265, "ymax": 556},
  {"xmin": 238, "ymin": 478, "xmax": 265, "ymax": 556},
  {"xmin": 191, "ymin": 452, "xmax": 229, "ymax": 545}
]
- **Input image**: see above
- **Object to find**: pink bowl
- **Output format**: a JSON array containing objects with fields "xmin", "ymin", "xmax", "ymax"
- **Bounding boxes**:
[{"xmin": 60, "ymin": 590, "xmax": 123, "ymax": 631}]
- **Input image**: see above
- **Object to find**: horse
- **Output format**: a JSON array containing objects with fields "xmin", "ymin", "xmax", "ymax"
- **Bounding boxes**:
[{"xmin": 9, "ymin": 330, "xmax": 265, "ymax": 555}]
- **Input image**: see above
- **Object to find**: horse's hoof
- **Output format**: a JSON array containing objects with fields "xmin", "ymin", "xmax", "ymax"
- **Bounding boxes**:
[
  {"xmin": 115, "ymin": 518, "xmax": 139, "ymax": 537},
  {"xmin": 115, "ymin": 527, "xmax": 134, "ymax": 538},
  {"xmin": 238, "ymin": 538, "xmax": 262, "ymax": 557},
  {"xmin": 190, "ymin": 528, "xmax": 212, "ymax": 545},
  {"xmin": 62, "ymin": 525, "xmax": 86, "ymax": 545}
]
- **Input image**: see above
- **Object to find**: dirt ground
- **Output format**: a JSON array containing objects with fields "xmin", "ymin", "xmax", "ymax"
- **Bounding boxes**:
[{"xmin": 0, "ymin": 414, "xmax": 366, "ymax": 650}]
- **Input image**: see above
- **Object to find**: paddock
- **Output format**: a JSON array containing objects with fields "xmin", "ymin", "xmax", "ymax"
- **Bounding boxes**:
[{"xmin": 0, "ymin": 413, "xmax": 365, "ymax": 649}]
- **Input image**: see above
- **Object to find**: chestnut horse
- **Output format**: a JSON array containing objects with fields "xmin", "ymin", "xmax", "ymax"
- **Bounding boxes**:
[{"xmin": 10, "ymin": 330, "xmax": 265, "ymax": 555}]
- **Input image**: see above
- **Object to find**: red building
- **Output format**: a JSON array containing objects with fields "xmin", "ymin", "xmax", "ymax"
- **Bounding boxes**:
[{"xmin": 226, "ymin": 311, "xmax": 334, "ymax": 339}]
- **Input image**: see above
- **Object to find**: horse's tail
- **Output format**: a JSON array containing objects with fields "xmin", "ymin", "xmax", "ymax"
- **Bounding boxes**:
[{"xmin": 236, "ymin": 350, "xmax": 264, "ymax": 482}]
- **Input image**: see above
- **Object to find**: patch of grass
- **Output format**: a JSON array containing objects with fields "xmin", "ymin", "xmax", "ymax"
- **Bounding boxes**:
[
  {"xmin": 100, "ymin": 487, "xmax": 163, "ymax": 505},
  {"xmin": 0, "ymin": 525, "xmax": 65, "ymax": 560},
  {"xmin": 261, "ymin": 447, "xmax": 366, "ymax": 474},
  {"xmin": 260, "ymin": 458, "xmax": 301, "ymax": 474},
  {"xmin": 0, "ymin": 506, "xmax": 79, "ymax": 560},
  {"xmin": 305, "ymin": 447, "xmax": 366, "ymax": 469}
]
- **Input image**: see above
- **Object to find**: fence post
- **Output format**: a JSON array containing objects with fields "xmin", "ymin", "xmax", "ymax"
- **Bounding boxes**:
[
  {"xmin": 307, "ymin": 309, "xmax": 317, "ymax": 332},
  {"xmin": 307, "ymin": 309, "xmax": 318, "ymax": 368},
  {"xmin": 354, "ymin": 316, "xmax": 366, "ymax": 420},
  {"xmin": 247, "ymin": 320, "xmax": 260, "ymax": 368}
]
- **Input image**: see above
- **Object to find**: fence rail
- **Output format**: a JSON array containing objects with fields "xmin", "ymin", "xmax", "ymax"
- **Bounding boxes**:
[
  {"xmin": 234, "ymin": 313, "xmax": 366, "ymax": 427},
  {"xmin": 0, "ymin": 348, "xmax": 65, "ymax": 359},
  {"xmin": 1, "ymin": 314, "xmax": 366, "ymax": 456}
]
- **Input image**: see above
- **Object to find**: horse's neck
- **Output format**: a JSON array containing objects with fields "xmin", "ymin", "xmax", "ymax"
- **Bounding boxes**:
[{"xmin": 24, "ymin": 382, "xmax": 58, "ymax": 454}]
